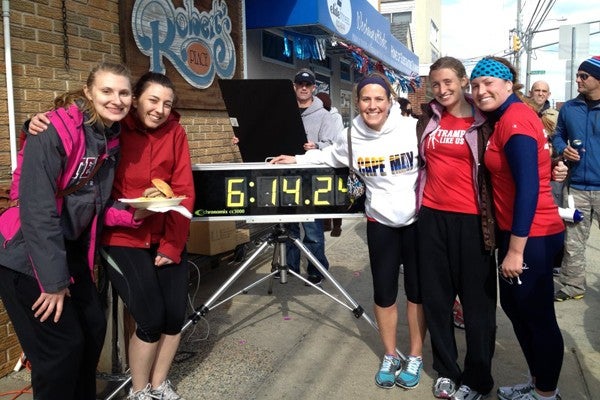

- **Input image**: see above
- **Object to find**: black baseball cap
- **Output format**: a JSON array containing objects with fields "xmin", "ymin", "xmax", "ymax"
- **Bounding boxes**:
[{"xmin": 294, "ymin": 68, "xmax": 316, "ymax": 85}]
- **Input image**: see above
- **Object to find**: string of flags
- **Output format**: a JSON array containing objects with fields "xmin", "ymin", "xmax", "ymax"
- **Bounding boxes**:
[{"xmin": 283, "ymin": 30, "xmax": 420, "ymax": 93}]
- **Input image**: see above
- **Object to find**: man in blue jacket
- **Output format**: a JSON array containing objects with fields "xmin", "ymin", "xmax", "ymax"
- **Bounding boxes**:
[{"xmin": 551, "ymin": 55, "xmax": 600, "ymax": 301}]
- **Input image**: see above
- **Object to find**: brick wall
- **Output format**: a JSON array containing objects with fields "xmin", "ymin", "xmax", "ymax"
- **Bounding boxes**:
[
  {"xmin": 0, "ymin": 302, "xmax": 21, "ymax": 378},
  {"xmin": 0, "ymin": 0, "xmax": 241, "ymax": 378},
  {"xmin": 407, "ymin": 75, "xmax": 432, "ymax": 116}
]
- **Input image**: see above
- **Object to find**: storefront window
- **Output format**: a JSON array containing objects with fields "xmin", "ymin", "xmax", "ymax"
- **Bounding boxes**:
[
  {"xmin": 340, "ymin": 61, "xmax": 351, "ymax": 82},
  {"xmin": 262, "ymin": 30, "xmax": 293, "ymax": 65}
]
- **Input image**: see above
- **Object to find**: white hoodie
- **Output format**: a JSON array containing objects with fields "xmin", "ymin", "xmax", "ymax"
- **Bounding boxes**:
[{"xmin": 296, "ymin": 103, "xmax": 418, "ymax": 227}]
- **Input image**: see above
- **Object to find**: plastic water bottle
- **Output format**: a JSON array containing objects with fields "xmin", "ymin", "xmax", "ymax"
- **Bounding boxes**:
[
  {"xmin": 558, "ymin": 207, "xmax": 584, "ymax": 222},
  {"xmin": 571, "ymin": 139, "xmax": 583, "ymax": 154}
]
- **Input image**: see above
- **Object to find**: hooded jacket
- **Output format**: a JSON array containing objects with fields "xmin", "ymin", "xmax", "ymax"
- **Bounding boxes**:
[
  {"xmin": 551, "ymin": 94, "xmax": 600, "ymax": 190},
  {"xmin": 101, "ymin": 109, "xmax": 195, "ymax": 263},
  {"xmin": 416, "ymin": 95, "xmax": 496, "ymax": 250},
  {"xmin": 300, "ymin": 96, "xmax": 338, "ymax": 149},
  {"xmin": 0, "ymin": 105, "xmax": 120, "ymax": 293},
  {"xmin": 297, "ymin": 103, "xmax": 418, "ymax": 227}
]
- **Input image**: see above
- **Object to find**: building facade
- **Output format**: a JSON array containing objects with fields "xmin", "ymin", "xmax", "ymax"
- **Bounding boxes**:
[{"xmin": 380, "ymin": 0, "xmax": 441, "ymax": 109}]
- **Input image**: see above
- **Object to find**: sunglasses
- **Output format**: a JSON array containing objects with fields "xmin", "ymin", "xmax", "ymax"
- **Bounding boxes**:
[
  {"xmin": 498, "ymin": 263, "xmax": 528, "ymax": 285},
  {"xmin": 576, "ymin": 72, "xmax": 590, "ymax": 81}
]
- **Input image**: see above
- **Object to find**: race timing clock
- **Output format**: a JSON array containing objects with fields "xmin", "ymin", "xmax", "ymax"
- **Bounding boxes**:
[{"xmin": 192, "ymin": 163, "xmax": 364, "ymax": 222}]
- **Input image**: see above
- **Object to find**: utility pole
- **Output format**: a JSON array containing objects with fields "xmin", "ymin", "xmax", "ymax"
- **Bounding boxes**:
[
  {"xmin": 515, "ymin": 0, "xmax": 522, "ymax": 73},
  {"xmin": 525, "ymin": 37, "xmax": 532, "ymax": 90}
]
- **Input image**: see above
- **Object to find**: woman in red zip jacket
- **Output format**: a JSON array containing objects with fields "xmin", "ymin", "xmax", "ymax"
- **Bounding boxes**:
[{"xmin": 100, "ymin": 72, "xmax": 195, "ymax": 400}]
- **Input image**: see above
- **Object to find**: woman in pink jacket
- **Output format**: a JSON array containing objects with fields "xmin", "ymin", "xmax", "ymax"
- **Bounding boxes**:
[{"xmin": 30, "ymin": 72, "xmax": 195, "ymax": 400}]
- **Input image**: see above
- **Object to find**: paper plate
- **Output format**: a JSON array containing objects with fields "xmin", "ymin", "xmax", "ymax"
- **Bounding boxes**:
[{"xmin": 119, "ymin": 197, "xmax": 185, "ymax": 209}]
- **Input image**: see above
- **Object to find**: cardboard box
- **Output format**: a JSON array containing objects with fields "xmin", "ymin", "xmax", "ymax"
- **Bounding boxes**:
[
  {"xmin": 187, "ymin": 221, "xmax": 237, "ymax": 255},
  {"xmin": 235, "ymin": 228, "xmax": 250, "ymax": 245}
]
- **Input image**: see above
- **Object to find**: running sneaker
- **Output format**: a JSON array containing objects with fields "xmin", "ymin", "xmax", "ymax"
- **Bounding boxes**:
[
  {"xmin": 128, "ymin": 384, "xmax": 156, "ymax": 400},
  {"xmin": 395, "ymin": 355, "xmax": 423, "ymax": 389},
  {"xmin": 374, "ymin": 354, "xmax": 401, "ymax": 388},
  {"xmin": 510, "ymin": 388, "xmax": 562, "ymax": 400},
  {"xmin": 554, "ymin": 290, "xmax": 584, "ymax": 302},
  {"xmin": 497, "ymin": 382, "xmax": 535, "ymax": 400},
  {"xmin": 451, "ymin": 384, "xmax": 486, "ymax": 399},
  {"xmin": 433, "ymin": 377, "xmax": 457, "ymax": 399},
  {"xmin": 151, "ymin": 379, "xmax": 185, "ymax": 400},
  {"xmin": 305, "ymin": 275, "xmax": 324, "ymax": 286}
]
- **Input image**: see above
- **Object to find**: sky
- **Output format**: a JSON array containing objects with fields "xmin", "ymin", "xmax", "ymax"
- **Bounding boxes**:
[{"xmin": 440, "ymin": 0, "xmax": 600, "ymax": 103}]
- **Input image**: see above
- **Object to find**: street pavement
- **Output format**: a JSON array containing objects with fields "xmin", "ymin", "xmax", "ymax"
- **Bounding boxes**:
[{"xmin": 1, "ymin": 217, "xmax": 599, "ymax": 399}]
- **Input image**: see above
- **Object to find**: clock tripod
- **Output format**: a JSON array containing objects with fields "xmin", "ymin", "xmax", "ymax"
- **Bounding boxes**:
[{"xmin": 103, "ymin": 222, "xmax": 405, "ymax": 400}]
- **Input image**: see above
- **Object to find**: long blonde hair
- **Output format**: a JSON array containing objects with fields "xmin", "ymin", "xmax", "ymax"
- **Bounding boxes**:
[{"xmin": 53, "ymin": 62, "xmax": 132, "ymax": 125}]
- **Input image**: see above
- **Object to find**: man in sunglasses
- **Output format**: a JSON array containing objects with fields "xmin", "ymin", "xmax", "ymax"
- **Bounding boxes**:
[{"xmin": 551, "ymin": 55, "xmax": 600, "ymax": 302}]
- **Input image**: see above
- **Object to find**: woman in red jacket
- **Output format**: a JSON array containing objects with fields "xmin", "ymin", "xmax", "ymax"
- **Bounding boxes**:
[{"xmin": 100, "ymin": 72, "xmax": 195, "ymax": 400}]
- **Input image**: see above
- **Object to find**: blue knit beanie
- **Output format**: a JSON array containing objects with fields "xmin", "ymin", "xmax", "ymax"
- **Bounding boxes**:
[
  {"xmin": 470, "ymin": 58, "xmax": 514, "ymax": 81},
  {"xmin": 578, "ymin": 56, "xmax": 600, "ymax": 80}
]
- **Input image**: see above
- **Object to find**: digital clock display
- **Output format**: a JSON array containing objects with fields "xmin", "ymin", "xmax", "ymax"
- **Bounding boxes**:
[{"xmin": 192, "ymin": 163, "xmax": 363, "ymax": 221}]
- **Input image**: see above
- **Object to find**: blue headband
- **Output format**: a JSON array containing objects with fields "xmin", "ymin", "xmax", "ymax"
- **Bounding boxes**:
[
  {"xmin": 470, "ymin": 58, "xmax": 514, "ymax": 81},
  {"xmin": 357, "ymin": 76, "xmax": 391, "ymax": 97}
]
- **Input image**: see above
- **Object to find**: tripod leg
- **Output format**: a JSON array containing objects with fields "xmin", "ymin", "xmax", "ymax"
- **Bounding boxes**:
[
  {"xmin": 291, "ymin": 237, "xmax": 406, "ymax": 361},
  {"xmin": 267, "ymin": 240, "xmax": 290, "ymax": 294},
  {"xmin": 104, "ymin": 377, "xmax": 131, "ymax": 400},
  {"xmin": 184, "ymin": 239, "xmax": 271, "ymax": 329}
]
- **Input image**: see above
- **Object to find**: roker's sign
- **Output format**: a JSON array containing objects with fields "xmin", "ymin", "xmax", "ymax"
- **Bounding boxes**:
[
  {"xmin": 120, "ymin": 0, "xmax": 243, "ymax": 109},
  {"xmin": 131, "ymin": 0, "xmax": 236, "ymax": 89}
]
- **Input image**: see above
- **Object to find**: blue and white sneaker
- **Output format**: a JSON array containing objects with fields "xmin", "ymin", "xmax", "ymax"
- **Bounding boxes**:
[
  {"xmin": 374, "ymin": 354, "xmax": 401, "ymax": 388},
  {"xmin": 395, "ymin": 355, "xmax": 423, "ymax": 389}
]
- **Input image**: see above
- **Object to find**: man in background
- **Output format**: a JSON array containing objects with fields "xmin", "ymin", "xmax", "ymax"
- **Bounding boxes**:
[
  {"xmin": 551, "ymin": 56, "xmax": 600, "ymax": 302},
  {"xmin": 529, "ymin": 80, "xmax": 559, "ymax": 128},
  {"xmin": 286, "ymin": 68, "xmax": 337, "ymax": 285},
  {"xmin": 315, "ymin": 91, "xmax": 344, "ymax": 237}
]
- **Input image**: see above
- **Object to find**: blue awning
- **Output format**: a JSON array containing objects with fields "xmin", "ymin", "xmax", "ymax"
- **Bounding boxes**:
[{"xmin": 245, "ymin": 0, "xmax": 419, "ymax": 76}]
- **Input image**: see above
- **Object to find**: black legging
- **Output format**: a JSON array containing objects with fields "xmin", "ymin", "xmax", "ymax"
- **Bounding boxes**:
[
  {"xmin": 497, "ymin": 230, "xmax": 565, "ymax": 392},
  {"xmin": 366, "ymin": 220, "xmax": 420, "ymax": 306},
  {"xmin": 101, "ymin": 245, "xmax": 188, "ymax": 343}
]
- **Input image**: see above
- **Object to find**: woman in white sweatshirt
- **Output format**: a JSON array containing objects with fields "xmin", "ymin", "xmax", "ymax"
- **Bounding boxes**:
[{"xmin": 271, "ymin": 72, "xmax": 426, "ymax": 391}]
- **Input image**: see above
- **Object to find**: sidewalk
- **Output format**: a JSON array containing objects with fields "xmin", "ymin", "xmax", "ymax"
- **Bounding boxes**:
[{"xmin": 1, "ymin": 218, "xmax": 599, "ymax": 399}]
